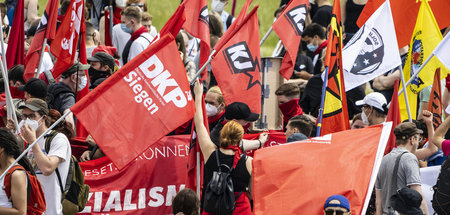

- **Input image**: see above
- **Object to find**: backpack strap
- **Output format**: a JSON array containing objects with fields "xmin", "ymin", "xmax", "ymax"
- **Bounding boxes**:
[
  {"xmin": 215, "ymin": 149, "xmax": 221, "ymax": 172},
  {"xmin": 226, "ymin": 15, "xmax": 233, "ymax": 29},
  {"xmin": 4, "ymin": 165, "xmax": 31, "ymax": 203},
  {"xmin": 391, "ymin": 151, "xmax": 408, "ymax": 192},
  {"xmin": 43, "ymin": 131, "xmax": 66, "ymax": 195}
]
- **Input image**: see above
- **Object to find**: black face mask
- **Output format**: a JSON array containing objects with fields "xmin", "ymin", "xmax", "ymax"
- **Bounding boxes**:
[{"xmin": 88, "ymin": 67, "xmax": 110, "ymax": 84}]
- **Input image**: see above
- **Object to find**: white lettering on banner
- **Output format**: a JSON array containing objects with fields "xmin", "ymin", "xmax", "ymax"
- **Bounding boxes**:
[
  {"xmin": 123, "ymin": 71, "xmax": 160, "ymax": 115},
  {"xmin": 61, "ymin": 0, "xmax": 82, "ymax": 53},
  {"xmin": 139, "ymin": 55, "xmax": 188, "ymax": 108},
  {"xmin": 80, "ymin": 185, "xmax": 185, "ymax": 213}
]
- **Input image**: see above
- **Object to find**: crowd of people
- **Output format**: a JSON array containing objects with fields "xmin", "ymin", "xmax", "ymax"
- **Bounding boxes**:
[{"xmin": 0, "ymin": 0, "xmax": 448, "ymax": 214}]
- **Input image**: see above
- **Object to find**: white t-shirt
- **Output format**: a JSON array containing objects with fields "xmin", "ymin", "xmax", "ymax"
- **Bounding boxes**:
[
  {"xmin": 127, "ymin": 32, "xmax": 153, "ymax": 63},
  {"xmin": 220, "ymin": 11, "xmax": 235, "ymax": 32},
  {"xmin": 28, "ymin": 132, "xmax": 71, "ymax": 215},
  {"xmin": 0, "ymin": 175, "xmax": 12, "ymax": 208},
  {"xmin": 112, "ymin": 24, "xmax": 131, "ymax": 66}
]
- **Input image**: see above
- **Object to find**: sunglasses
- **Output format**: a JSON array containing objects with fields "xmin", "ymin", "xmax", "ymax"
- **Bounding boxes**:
[{"xmin": 325, "ymin": 209, "xmax": 348, "ymax": 215}]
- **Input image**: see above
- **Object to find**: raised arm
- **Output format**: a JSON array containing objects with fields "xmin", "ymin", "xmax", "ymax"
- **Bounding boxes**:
[
  {"xmin": 432, "ymin": 114, "xmax": 450, "ymax": 151},
  {"xmin": 193, "ymin": 80, "xmax": 217, "ymax": 162},
  {"xmin": 415, "ymin": 110, "xmax": 438, "ymax": 160}
]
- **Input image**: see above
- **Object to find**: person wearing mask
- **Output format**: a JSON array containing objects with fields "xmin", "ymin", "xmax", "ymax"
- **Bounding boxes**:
[
  {"xmin": 301, "ymin": 23, "xmax": 328, "ymax": 75},
  {"xmin": 275, "ymin": 83, "xmax": 303, "ymax": 130},
  {"xmin": 210, "ymin": 0, "xmax": 235, "ymax": 32},
  {"xmin": 87, "ymin": 52, "xmax": 116, "ymax": 89},
  {"xmin": 350, "ymin": 113, "xmax": 367, "ymax": 129},
  {"xmin": 205, "ymin": 86, "xmax": 226, "ymax": 129},
  {"xmin": 355, "ymin": 92, "xmax": 388, "ymax": 126}
]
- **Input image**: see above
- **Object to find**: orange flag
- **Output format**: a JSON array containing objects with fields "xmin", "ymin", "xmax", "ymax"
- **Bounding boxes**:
[
  {"xmin": 253, "ymin": 124, "xmax": 391, "ymax": 214},
  {"xmin": 319, "ymin": 0, "xmax": 349, "ymax": 135},
  {"xmin": 210, "ymin": 7, "xmax": 261, "ymax": 113},
  {"xmin": 427, "ymin": 68, "xmax": 442, "ymax": 129},
  {"xmin": 272, "ymin": 0, "xmax": 309, "ymax": 80},
  {"xmin": 385, "ymin": 80, "xmax": 401, "ymax": 154},
  {"xmin": 357, "ymin": 0, "xmax": 450, "ymax": 48}
]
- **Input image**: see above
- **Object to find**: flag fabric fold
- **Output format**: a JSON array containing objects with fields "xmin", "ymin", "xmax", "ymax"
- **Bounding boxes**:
[
  {"xmin": 342, "ymin": 1, "xmax": 401, "ymax": 92},
  {"xmin": 157, "ymin": 3, "xmax": 186, "ymax": 41},
  {"xmin": 427, "ymin": 68, "xmax": 442, "ymax": 129},
  {"xmin": 75, "ymin": 8, "xmax": 89, "ymax": 138},
  {"xmin": 5, "ymin": 0, "xmax": 24, "ymax": 69},
  {"xmin": 433, "ymin": 33, "xmax": 450, "ymax": 70},
  {"xmin": 398, "ymin": 0, "xmax": 449, "ymax": 121},
  {"xmin": 182, "ymin": 0, "xmax": 210, "ymax": 81},
  {"xmin": 272, "ymin": 0, "xmax": 309, "ymax": 80},
  {"xmin": 385, "ymin": 80, "xmax": 401, "ymax": 154},
  {"xmin": 319, "ymin": 0, "xmax": 349, "ymax": 135},
  {"xmin": 210, "ymin": 7, "xmax": 261, "ymax": 114},
  {"xmin": 23, "ymin": 0, "xmax": 58, "ymax": 81},
  {"xmin": 71, "ymin": 34, "xmax": 195, "ymax": 170}
]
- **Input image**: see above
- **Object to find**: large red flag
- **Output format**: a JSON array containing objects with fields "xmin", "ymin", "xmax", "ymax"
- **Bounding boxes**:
[
  {"xmin": 50, "ymin": 0, "xmax": 85, "ymax": 78},
  {"xmin": 23, "ymin": 0, "xmax": 58, "ymax": 81},
  {"xmin": 157, "ymin": 3, "xmax": 186, "ymax": 41},
  {"xmin": 71, "ymin": 34, "xmax": 195, "ymax": 170},
  {"xmin": 182, "ymin": 0, "xmax": 210, "ymax": 81},
  {"xmin": 319, "ymin": 0, "xmax": 350, "ymax": 135},
  {"xmin": 6, "ymin": 0, "xmax": 24, "ymax": 69},
  {"xmin": 272, "ymin": 0, "xmax": 309, "ymax": 80},
  {"xmin": 385, "ymin": 80, "xmax": 401, "ymax": 154},
  {"xmin": 357, "ymin": 0, "xmax": 450, "ymax": 48},
  {"xmin": 210, "ymin": 7, "xmax": 261, "ymax": 114},
  {"xmin": 253, "ymin": 124, "xmax": 391, "ymax": 214},
  {"xmin": 75, "ymin": 6, "xmax": 89, "ymax": 138},
  {"xmin": 427, "ymin": 68, "xmax": 442, "ymax": 129}
]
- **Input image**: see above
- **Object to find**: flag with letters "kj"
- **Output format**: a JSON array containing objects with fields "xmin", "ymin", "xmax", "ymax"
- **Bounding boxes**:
[{"xmin": 71, "ymin": 35, "xmax": 195, "ymax": 170}]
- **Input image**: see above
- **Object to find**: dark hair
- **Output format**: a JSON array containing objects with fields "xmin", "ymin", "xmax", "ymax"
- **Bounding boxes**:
[
  {"xmin": 208, "ymin": 11, "xmax": 223, "ymax": 37},
  {"xmin": 287, "ymin": 118, "xmax": 313, "ymax": 137},
  {"xmin": 60, "ymin": 0, "xmax": 71, "ymax": 15},
  {"xmin": 0, "ymin": 128, "xmax": 35, "ymax": 175},
  {"xmin": 176, "ymin": 32, "xmax": 186, "ymax": 63},
  {"xmin": 172, "ymin": 189, "xmax": 200, "ymax": 215},
  {"xmin": 290, "ymin": 114, "xmax": 317, "ymax": 137},
  {"xmin": 302, "ymin": 23, "xmax": 326, "ymax": 39},
  {"xmin": 8, "ymin": 65, "xmax": 25, "ymax": 85},
  {"xmin": 47, "ymin": 109, "xmax": 74, "ymax": 139},
  {"xmin": 275, "ymin": 83, "xmax": 300, "ymax": 97},
  {"xmin": 61, "ymin": 64, "xmax": 78, "ymax": 78}
]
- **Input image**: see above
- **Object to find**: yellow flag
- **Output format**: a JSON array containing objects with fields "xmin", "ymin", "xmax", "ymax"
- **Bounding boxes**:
[{"xmin": 399, "ymin": 0, "xmax": 448, "ymax": 121}]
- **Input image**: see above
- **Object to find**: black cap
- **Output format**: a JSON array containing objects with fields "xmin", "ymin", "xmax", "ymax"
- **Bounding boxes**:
[
  {"xmin": 88, "ymin": 52, "xmax": 116, "ymax": 71},
  {"xmin": 18, "ymin": 78, "xmax": 47, "ymax": 99},
  {"xmin": 225, "ymin": 102, "xmax": 259, "ymax": 122},
  {"xmin": 390, "ymin": 188, "xmax": 424, "ymax": 215}
]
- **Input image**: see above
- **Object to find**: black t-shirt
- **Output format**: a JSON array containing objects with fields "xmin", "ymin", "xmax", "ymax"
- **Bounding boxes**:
[
  {"xmin": 312, "ymin": 5, "xmax": 332, "ymax": 28},
  {"xmin": 293, "ymin": 54, "xmax": 314, "ymax": 79}
]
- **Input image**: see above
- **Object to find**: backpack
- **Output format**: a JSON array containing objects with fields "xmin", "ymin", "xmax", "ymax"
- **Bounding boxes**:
[
  {"xmin": 432, "ymin": 155, "xmax": 450, "ymax": 214},
  {"xmin": 4, "ymin": 165, "xmax": 46, "ymax": 215},
  {"xmin": 203, "ymin": 149, "xmax": 243, "ymax": 215},
  {"xmin": 46, "ymin": 83, "xmax": 75, "ymax": 111},
  {"xmin": 44, "ymin": 130, "xmax": 90, "ymax": 215}
]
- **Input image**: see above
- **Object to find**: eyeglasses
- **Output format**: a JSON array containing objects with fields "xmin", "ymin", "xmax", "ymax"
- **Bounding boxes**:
[
  {"xmin": 414, "ymin": 135, "xmax": 423, "ymax": 142},
  {"xmin": 325, "ymin": 209, "xmax": 348, "ymax": 215}
]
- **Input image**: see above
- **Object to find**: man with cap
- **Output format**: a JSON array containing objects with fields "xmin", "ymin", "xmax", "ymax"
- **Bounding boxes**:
[
  {"xmin": 19, "ymin": 98, "xmax": 72, "ymax": 215},
  {"xmin": 19, "ymin": 78, "xmax": 47, "ymax": 100},
  {"xmin": 323, "ymin": 195, "xmax": 351, "ymax": 215},
  {"xmin": 355, "ymin": 92, "xmax": 388, "ymax": 126},
  {"xmin": 390, "ymin": 188, "xmax": 424, "ymax": 215},
  {"xmin": 375, "ymin": 122, "xmax": 428, "ymax": 215},
  {"xmin": 47, "ymin": 62, "xmax": 90, "ymax": 127},
  {"xmin": 87, "ymin": 51, "xmax": 116, "ymax": 89},
  {"xmin": 210, "ymin": 102, "xmax": 268, "ymax": 151}
]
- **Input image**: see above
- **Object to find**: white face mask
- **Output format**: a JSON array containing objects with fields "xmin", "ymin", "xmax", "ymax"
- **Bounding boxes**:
[
  {"xmin": 361, "ymin": 110, "xmax": 370, "ymax": 125},
  {"xmin": 22, "ymin": 116, "xmax": 43, "ymax": 131},
  {"xmin": 212, "ymin": 0, "xmax": 226, "ymax": 13},
  {"xmin": 115, "ymin": 0, "xmax": 127, "ymax": 8},
  {"xmin": 78, "ymin": 76, "xmax": 88, "ymax": 90},
  {"xmin": 206, "ymin": 103, "xmax": 220, "ymax": 117}
]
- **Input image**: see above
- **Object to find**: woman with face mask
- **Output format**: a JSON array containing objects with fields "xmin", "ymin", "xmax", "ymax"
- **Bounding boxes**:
[{"xmin": 205, "ymin": 86, "xmax": 226, "ymax": 129}]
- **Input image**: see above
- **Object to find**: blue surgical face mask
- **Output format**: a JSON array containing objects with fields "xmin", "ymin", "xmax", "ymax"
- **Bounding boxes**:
[
  {"xmin": 307, "ymin": 38, "xmax": 318, "ymax": 52},
  {"xmin": 121, "ymin": 22, "xmax": 132, "ymax": 34}
]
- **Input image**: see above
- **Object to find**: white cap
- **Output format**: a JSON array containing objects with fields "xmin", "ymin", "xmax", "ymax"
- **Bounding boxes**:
[{"xmin": 355, "ymin": 92, "xmax": 387, "ymax": 112}]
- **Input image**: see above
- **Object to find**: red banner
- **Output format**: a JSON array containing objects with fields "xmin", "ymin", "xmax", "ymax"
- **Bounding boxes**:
[
  {"xmin": 243, "ymin": 131, "xmax": 286, "ymax": 157},
  {"xmin": 78, "ymin": 135, "xmax": 190, "ymax": 215},
  {"xmin": 71, "ymin": 34, "xmax": 195, "ymax": 170}
]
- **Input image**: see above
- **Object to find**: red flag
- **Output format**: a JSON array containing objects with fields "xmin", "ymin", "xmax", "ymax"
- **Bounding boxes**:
[
  {"xmin": 50, "ymin": 0, "xmax": 85, "ymax": 78},
  {"xmin": 157, "ymin": 3, "xmax": 186, "ymax": 41},
  {"xmin": 357, "ymin": 0, "xmax": 450, "ymax": 48},
  {"xmin": 75, "ymin": 6, "xmax": 89, "ymax": 138},
  {"xmin": 427, "ymin": 68, "xmax": 442, "ymax": 129},
  {"xmin": 182, "ymin": 0, "xmax": 210, "ymax": 81},
  {"xmin": 6, "ymin": 0, "xmax": 24, "ymax": 69},
  {"xmin": 23, "ymin": 0, "xmax": 58, "ymax": 81},
  {"xmin": 385, "ymin": 80, "xmax": 401, "ymax": 154},
  {"xmin": 319, "ymin": 0, "xmax": 350, "ymax": 135},
  {"xmin": 272, "ymin": 0, "xmax": 309, "ymax": 80},
  {"xmin": 104, "ymin": 7, "xmax": 122, "ymax": 46},
  {"xmin": 71, "ymin": 34, "xmax": 195, "ymax": 169},
  {"xmin": 253, "ymin": 124, "xmax": 390, "ymax": 214},
  {"xmin": 210, "ymin": 7, "xmax": 261, "ymax": 114}
]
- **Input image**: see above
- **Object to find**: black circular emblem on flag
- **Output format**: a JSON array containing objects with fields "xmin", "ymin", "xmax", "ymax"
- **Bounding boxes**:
[{"xmin": 348, "ymin": 28, "xmax": 385, "ymax": 75}]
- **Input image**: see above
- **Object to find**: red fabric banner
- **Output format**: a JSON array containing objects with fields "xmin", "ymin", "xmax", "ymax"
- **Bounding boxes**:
[
  {"xmin": 182, "ymin": 0, "xmax": 210, "ymax": 81},
  {"xmin": 272, "ymin": 0, "xmax": 309, "ymax": 80},
  {"xmin": 385, "ymin": 80, "xmax": 401, "ymax": 154},
  {"xmin": 157, "ymin": 3, "xmax": 186, "ymax": 42},
  {"xmin": 427, "ymin": 68, "xmax": 442, "ymax": 129},
  {"xmin": 50, "ymin": 0, "xmax": 85, "ymax": 78},
  {"xmin": 23, "ymin": 0, "xmax": 58, "ymax": 81},
  {"xmin": 253, "ymin": 125, "xmax": 386, "ymax": 214},
  {"xmin": 71, "ymin": 34, "xmax": 195, "ymax": 170},
  {"xmin": 75, "ymin": 8, "xmax": 89, "ymax": 138},
  {"xmin": 243, "ymin": 131, "xmax": 286, "ymax": 157},
  {"xmin": 6, "ymin": 0, "xmax": 24, "ymax": 69},
  {"xmin": 357, "ymin": 0, "xmax": 450, "ymax": 49},
  {"xmin": 211, "ymin": 7, "xmax": 261, "ymax": 114},
  {"xmin": 78, "ymin": 135, "xmax": 190, "ymax": 215}
]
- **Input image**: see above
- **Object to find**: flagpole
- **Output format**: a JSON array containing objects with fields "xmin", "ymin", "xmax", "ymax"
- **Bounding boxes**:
[
  {"xmin": 189, "ymin": 49, "xmax": 216, "ymax": 85},
  {"xmin": 256, "ymin": 58, "xmax": 268, "ymax": 129},
  {"xmin": 398, "ymin": 54, "xmax": 434, "ymax": 95},
  {"xmin": 316, "ymin": 67, "xmax": 329, "ymax": 137},
  {"xmin": 196, "ymin": 151, "xmax": 200, "ymax": 196},
  {"xmin": 398, "ymin": 66, "xmax": 413, "ymax": 122},
  {"xmin": 259, "ymin": 27, "xmax": 273, "ymax": 47},
  {"xmin": 0, "ymin": 110, "xmax": 71, "ymax": 180},
  {"xmin": 0, "ymin": 12, "xmax": 19, "ymax": 133},
  {"xmin": 109, "ymin": 5, "xmax": 114, "ymax": 40}
]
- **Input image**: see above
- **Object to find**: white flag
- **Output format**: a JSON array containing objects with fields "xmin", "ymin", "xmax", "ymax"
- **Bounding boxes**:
[
  {"xmin": 433, "ymin": 33, "xmax": 450, "ymax": 70},
  {"xmin": 342, "ymin": 1, "xmax": 401, "ymax": 91}
]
